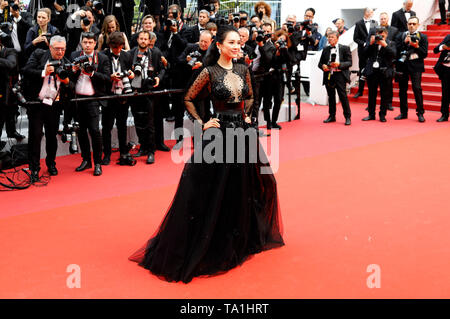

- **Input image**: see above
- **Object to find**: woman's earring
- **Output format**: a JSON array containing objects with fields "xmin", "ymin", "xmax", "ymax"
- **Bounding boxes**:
[{"xmin": 218, "ymin": 48, "xmax": 222, "ymax": 54}]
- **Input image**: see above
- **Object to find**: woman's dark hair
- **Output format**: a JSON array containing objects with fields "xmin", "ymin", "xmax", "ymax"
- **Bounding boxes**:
[{"xmin": 203, "ymin": 25, "xmax": 239, "ymax": 67}]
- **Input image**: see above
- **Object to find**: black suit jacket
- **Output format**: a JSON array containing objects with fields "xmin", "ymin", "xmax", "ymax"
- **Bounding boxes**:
[
  {"xmin": 128, "ymin": 46, "xmax": 166, "ymax": 83},
  {"xmin": 252, "ymin": 41, "xmax": 276, "ymax": 74},
  {"xmin": 395, "ymin": 31, "xmax": 428, "ymax": 73},
  {"xmin": 157, "ymin": 25, "xmax": 189, "ymax": 70},
  {"xmin": 368, "ymin": 25, "xmax": 399, "ymax": 42},
  {"xmin": 433, "ymin": 34, "xmax": 450, "ymax": 79},
  {"xmin": 353, "ymin": 19, "xmax": 378, "ymax": 50},
  {"xmin": 391, "ymin": 9, "xmax": 417, "ymax": 33},
  {"xmin": 318, "ymin": 44, "xmax": 352, "ymax": 85},
  {"xmin": 186, "ymin": 25, "xmax": 203, "ymax": 44},
  {"xmin": 101, "ymin": 49, "xmax": 134, "ymax": 92},
  {"xmin": 21, "ymin": 48, "xmax": 72, "ymax": 102},
  {"xmin": 0, "ymin": 47, "xmax": 17, "ymax": 105},
  {"xmin": 69, "ymin": 50, "xmax": 111, "ymax": 101},
  {"xmin": 363, "ymin": 39, "xmax": 397, "ymax": 78}
]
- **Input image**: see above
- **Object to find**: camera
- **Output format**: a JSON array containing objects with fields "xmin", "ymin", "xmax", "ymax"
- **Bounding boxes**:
[
  {"xmin": 285, "ymin": 22, "xmax": 295, "ymax": 33},
  {"xmin": 92, "ymin": 0, "xmax": 103, "ymax": 11},
  {"xmin": 0, "ymin": 22, "xmax": 12, "ymax": 39},
  {"xmin": 117, "ymin": 151, "xmax": 137, "ymax": 166},
  {"xmin": 409, "ymin": 35, "xmax": 418, "ymax": 43},
  {"xmin": 247, "ymin": 23, "xmax": 258, "ymax": 33},
  {"xmin": 374, "ymin": 34, "xmax": 383, "ymax": 42},
  {"xmin": 41, "ymin": 32, "xmax": 53, "ymax": 42},
  {"xmin": 60, "ymin": 122, "xmax": 80, "ymax": 154},
  {"xmin": 48, "ymin": 60, "xmax": 72, "ymax": 80},
  {"xmin": 328, "ymin": 53, "xmax": 337, "ymax": 68},
  {"xmin": 165, "ymin": 18, "xmax": 178, "ymax": 28},
  {"xmin": 398, "ymin": 50, "xmax": 410, "ymax": 64},
  {"xmin": 133, "ymin": 55, "xmax": 144, "ymax": 76},
  {"xmin": 9, "ymin": 2, "xmax": 19, "ymax": 11},
  {"xmin": 203, "ymin": 3, "xmax": 216, "ymax": 12},
  {"xmin": 300, "ymin": 20, "xmax": 313, "ymax": 32},
  {"xmin": 232, "ymin": 13, "xmax": 240, "ymax": 23},
  {"xmin": 256, "ymin": 30, "xmax": 271, "ymax": 42},
  {"xmin": 116, "ymin": 71, "xmax": 133, "ymax": 94},
  {"xmin": 73, "ymin": 55, "xmax": 94, "ymax": 74},
  {"xmin": 82, "ymin": 16, "xmax": 91, "ymax": 27},
  {"xmin": 276, "ymin": 39, "xmax": 287, "ymax": 50},
  {"xmin": 187, "ymin": 51, "xmax": 202, "ymax": 67},
  {"xmin": 12, "ymin": 82, "xmax": 26, "ymax": 105}
]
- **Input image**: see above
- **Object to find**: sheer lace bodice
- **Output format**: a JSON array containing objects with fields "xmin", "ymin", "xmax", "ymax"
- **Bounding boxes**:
[{"xmin": 184, "ymin": 63, "xmax": 254, "ymax": 124}]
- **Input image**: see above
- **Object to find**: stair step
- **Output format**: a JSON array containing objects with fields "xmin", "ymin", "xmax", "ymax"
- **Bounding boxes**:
[
  {"xmin": 350, "ymin": 86, "xmax": 442, "ymax": 102},
  {"xmin": 348, "ymin": 96, "xmax": 441, "ymax": 112},
  {"xmin": 426, "ymin": 24, "xmax": 450, "ymax": 31},
  {"xmin": 422, "ymin": 30, "xmax": 450, "ymax": 37}
]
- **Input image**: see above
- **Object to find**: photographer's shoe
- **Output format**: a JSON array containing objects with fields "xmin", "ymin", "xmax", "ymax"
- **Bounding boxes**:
[
  {"xmin": 93, "ymin": 164, "xmax": 102, "ymax": 176},
  {"xmin": 394, "ymin": 114, "xmax": 408, "ymax": 120},
  {"xmin": 362, "ymin": 115, "xmax": 375, "ymax": 121},
  {"xmin": 418, "ymin": 114, "xmax": 425, "ymax": 123},
  {"xmin": 8, "ymin": 131, "xmax": 25, "ymax": 141},
  {"xmin": 47, "ymin": 165, "xmax": 58, "ymax": 176},
  {"xmin": 75, "ymin": 160, "xmax": 92, "ymax": 172},
  {"xmin": 271, "ymin": 122, "xmax": 282, "ymax": 130},
  {"xmin": 345, "ymin": 118, "xmax": 351, "ymax": 125},
  {"xmin": 30, "ymin": 170, "xmax": 40, "ymax": 183},
  {"xmin": 379, "ymin": 115, "xmax": 387, "ymax": 122},
  {"xmin": 156, "ymin": 143, "xmax": 170, "ymax": 152},
  {"xmin": 101, "ymin": 155, "xmax": 111, "ymax": 166},
  {"xmin": 437, "ymin": 116, "xmax": 449, "ymax": 122},
  {"xmin": 323, "ymin": 116, "xmax": 336, "ymax": 123},
  {"xmin": 352, "ymin": 92, "xmax": 363, "ymax": 99},
  {"xmin": 146, "ymin": 153, "xmax": 155, "ymax": 164},
  {"xmin": 133, "ymin": 149, "xmax": 149, "ymax": 157}
]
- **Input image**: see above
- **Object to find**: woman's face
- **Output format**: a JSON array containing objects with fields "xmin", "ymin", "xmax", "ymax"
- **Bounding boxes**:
[
  {"xmin": 142, "ymin": 18, "xmax": 155, "ymax": 31},
  {"xmin": 107, "ymin": 21, "xmax": 117, "ymax": 33},
  {"xmin": 37, "ymin": 12, "xmax": 49, "ymax": 27},
  {"xmin": 217, "ymin": 31, "xmax": 241, "ymax": 60}
]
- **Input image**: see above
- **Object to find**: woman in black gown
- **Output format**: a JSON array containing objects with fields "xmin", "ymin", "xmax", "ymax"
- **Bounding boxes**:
[{"xmin": 129, "ymin": 25, "xmax": 284, "ymax": 283}]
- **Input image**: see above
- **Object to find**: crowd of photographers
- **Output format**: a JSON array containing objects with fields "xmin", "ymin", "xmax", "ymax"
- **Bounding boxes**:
[{"xmin": 0, "ymin": 0, "xmax": 449, "ymax": 183}]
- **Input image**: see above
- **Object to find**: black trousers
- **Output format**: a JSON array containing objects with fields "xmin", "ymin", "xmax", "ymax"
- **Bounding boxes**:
[
  {"xmin": 76, "ymin": 100, "xmax": 103, "ymax": 165},
  {"xmin": 0, "ymin": 102, "xmax": 19, "ymax": 138},
  {"xmin": 398, "ymin": 71, "xmax": 425, "ymax": 115},
  {"xmin": 440, "ymin": 66, "xmax": 450, "ymax": 117},
  {"xmin": 153, "ymin": 96, "xmax": 166, "ymax": 146},
  {"xmin": 325, "ymin": 72, "xmax": 352, "ymax": 119},
  {"xmin": 130, "ymin": 95, "xmax": 155, "ymax": 153},
  {"xmin": 268, "ymin": 72, "xmax": 285, "ymax": 124},
  {"xmin": 439, "ymin": 0, "xmax": 450, "ymax": 21},
  {"xmin": 367, "ymin": 71, "xmax": 393, "ymax": 117},
  {"xmin": 27, "ymin": 102, "xmax": 61, "ymax": 172},
  {"xmin": 253, "ymin": 74, "xmax": 272, "ymax": 125},
  {"xmin": 101, "ymin": 98, "xmax": 129, "ymax": 156}
]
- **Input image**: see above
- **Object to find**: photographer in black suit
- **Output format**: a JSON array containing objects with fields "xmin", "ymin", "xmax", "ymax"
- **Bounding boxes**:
[
  {"xmin": 70, "ymin": 32, "xmax": 111, "ymax": 176},
  {"xmin": 434, "ymin": 35, "xmax": 450, "ymax": 121},
  {"xmin": 251, "ymin": 22, "xmax": 275, "ymax": 129},
  {"xmin": 391, "ymin": 0, "xmax": 416, "ymax": 33},
  {"xmin": 101, "ymin": 31, "xmax": 135, "ymax": 166},
  {"xmin": 318, "ymin": 31, "xmax": 352, "ymax": 125},
  {"xmin": 65, "ymin": 6, "xmax": 100, "ymax": 57},
  {"xmin": 353, "ymin": 7, "xmax": 378, "ymax": 99},
  {"xmin": 362, "ymin": 27, "xmax": 396, "ymax": 122},
  {"xmin": 185, "ymin": 9, "xmax": 209, "ymax": 43},
  {"xmin": 394, "ymin": 16, "xmax": 428, "ymax": 122},
  {"xmin": 437, "ymin": 0, "xmax": 450, "ymax": 25},
  {"xmin": 0, "ymin": 37, "xmax": 17, "ymax": 150},
  {"xmin": 21, "ymin": 36, "xmax": 72, "ymax": 182},
  {"xmin": 129, "ymin": 30, "xmax": 166, "ymax": 164}
]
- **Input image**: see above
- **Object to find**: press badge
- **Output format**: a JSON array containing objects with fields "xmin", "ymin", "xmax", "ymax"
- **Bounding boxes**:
[
  {"xmin": 297, "ymin": 44, "xmax": 304, "ymax": 51},
  {"xmin": 409, "ymin": 53, "xmax": 419, "ymax": 60}
]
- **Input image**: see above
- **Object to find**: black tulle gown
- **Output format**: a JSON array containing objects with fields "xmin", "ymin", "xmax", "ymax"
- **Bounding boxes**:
[{"xmin": 129, "ymin": 63, "xmax": 284, "ymax": 283}]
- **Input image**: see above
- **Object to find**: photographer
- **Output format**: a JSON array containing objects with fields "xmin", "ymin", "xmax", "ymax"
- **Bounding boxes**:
[
  {"xmin": 178, "ymin": 30, "xmax": 213, "ymax": 123},
  {"xmin": 157, "ymin": 4, "xmax": 189, "ymax": 149},
  {"xmin": 394, "ymin": 16, "xmax": 428, "ymax": 122},
  {"xmin": 129, "ymin": 30, "xmax": 166, "ymax": 163},
  {"xmin": 318, "ymin": 31, "xmax": 352, "ymax": 125},
  {"xmin": 21, "ymin": 36, "xmax": 72, "ymax": 182},
  {"xmin": 0, "ymin": 35, "xmax": 17, "ymax": 149},
  {"xmin": 101, "ymin": 31, "xmax": 134, "ymax": 166},
  {"xmin": 237, "ymin": 27, "xmax": 254, "ymax": 66},
  {"xmin": 24, "ymin": 8, "xmax": 59, "ymax": 58},
  {"xmin": 284, "ymin": 15, "xmax": 313, "ymax": 119},
  {"xmin": 269, "ymin": 30, "xmax": 296, "ymax": 129},
  {"xmin": 186, "ymin": 9, "xmax": 209, "ymax": 44},
  {"xmin": 65, "ymin": 6, "xmax": 100, "ymax": 56},
  {"xmin": 362, "ymin": 27, "xmax": 396, "ymax": 122},
  {"xmin": 70, "ymin": 32, "xmax": 111, "ymax": 176},
  {"xmin": 353, "ymin": 8, "xmax": 378, "ymax": 99},
  {"xmin": 254, "ymin": 1, "xmax": 276, "ymax": 32},
  {"xmin": 251, "ymin": 22, "xmax": 275, "ymax": 130},
  {"xmin": 434, "ymin": 35, "xmax": 450, "ymax": 121},
  {"xmin": 204, "ymin": 0, "xmax": 222, "ymax": 24}
]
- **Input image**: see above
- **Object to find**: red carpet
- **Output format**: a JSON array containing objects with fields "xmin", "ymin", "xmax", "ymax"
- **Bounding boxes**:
[{"xmin": 1, "ymin": 103, "xmax": 450, "ymax": 298}]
